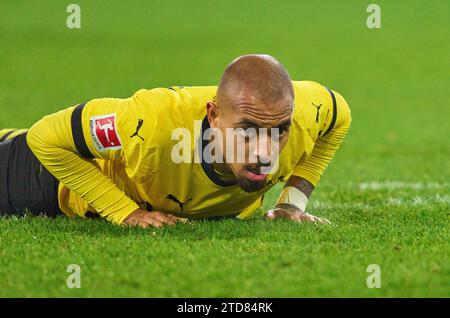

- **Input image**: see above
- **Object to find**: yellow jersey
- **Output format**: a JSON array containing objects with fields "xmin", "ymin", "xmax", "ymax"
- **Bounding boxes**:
[{"xmin": 26, "ymin": 81, "xmax": 351, "ymax": 224}]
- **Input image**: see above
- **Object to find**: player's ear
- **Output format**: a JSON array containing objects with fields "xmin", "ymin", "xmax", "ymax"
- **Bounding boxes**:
[{"xmin": 206, "ymin": 101, "xmax": 219, "ymax": 128}]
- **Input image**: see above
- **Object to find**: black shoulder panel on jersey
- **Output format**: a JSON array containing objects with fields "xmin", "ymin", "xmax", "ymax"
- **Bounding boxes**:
[
  {"xmin": 71, "ymin": 103, "xmax": 94, "ymax": 159},
  {"xmin": 0, "ymin": 130, "xmax": 15, "ymax": 142},
  {"xmin": 322, "ymin": 87, "xmax": 337, "ymax": 137}
]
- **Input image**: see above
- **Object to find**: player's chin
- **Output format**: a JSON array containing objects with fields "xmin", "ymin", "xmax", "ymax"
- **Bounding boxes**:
[{"xmin": 236, "ymin": 177, "xmax": 267, "ymax": 193}]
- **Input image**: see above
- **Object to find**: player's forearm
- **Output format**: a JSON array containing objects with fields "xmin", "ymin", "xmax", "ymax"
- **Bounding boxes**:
[
  {"xmin": 26, "ymin": 111, "xmax": 139, "ymax": 224},
  {"xmin": 277, "ymin": 124, "xmax": 349, "ymax": 214},
  {"xmin": 292, "ymin": 136, "xmax": 339, "ymax": 186}
]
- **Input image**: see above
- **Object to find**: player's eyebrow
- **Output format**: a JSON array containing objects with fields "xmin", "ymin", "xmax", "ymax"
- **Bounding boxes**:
[
  {"xmin": 276, "ymin": 119, "xmax": 291, "ymax": 128},
  {"xmin": 236, "ymin": 119, "xmax": 262, "ymax": 127},
  {"xmin": 236, "ymin": 118, "xmax": 291, "ymax": 128}
]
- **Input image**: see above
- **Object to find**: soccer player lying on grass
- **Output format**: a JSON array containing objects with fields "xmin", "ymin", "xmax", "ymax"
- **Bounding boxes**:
[{"xmin": 0, "ymin": 54, "xmax": 351, "ymax": 228}]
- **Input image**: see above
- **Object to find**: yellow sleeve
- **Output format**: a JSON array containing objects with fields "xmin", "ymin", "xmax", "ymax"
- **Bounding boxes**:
[
  {"xmin": 26, "ymin": 94, "xmax": 159, "ymax": 224},
  {"xmin": 236, "ymin": 196, "xmax": 264, "ymax": 219},
  {"xmin": 291, "ymin": 90, "xmax": 352, "ymax": 186}
]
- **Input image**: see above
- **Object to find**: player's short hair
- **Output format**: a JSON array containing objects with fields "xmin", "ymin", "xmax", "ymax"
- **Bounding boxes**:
[{"xmin": 218, "ymin": 54, "xmax": 294, "ymax": 105}]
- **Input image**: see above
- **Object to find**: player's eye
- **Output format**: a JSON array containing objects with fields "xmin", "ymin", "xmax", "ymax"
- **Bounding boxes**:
[{"xmin": 277, "ymin": 126, "xmax": 290, "ymax": 137}]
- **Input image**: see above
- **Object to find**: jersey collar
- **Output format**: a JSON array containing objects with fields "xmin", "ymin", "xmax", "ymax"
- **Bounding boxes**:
[{"xmin": 198, "ymin": 116, "xmax": 237, "ymax": 187}]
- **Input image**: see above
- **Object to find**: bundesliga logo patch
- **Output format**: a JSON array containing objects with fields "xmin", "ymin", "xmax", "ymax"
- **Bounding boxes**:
[{"xmin": 89, "ymin": 113, "xmax": 122, "ymax": 151}]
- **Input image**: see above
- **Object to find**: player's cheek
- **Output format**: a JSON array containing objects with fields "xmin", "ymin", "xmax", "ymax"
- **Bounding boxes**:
[{"xmin": 278, "ymin": 134, "xmax": 289, "ymax": 151}]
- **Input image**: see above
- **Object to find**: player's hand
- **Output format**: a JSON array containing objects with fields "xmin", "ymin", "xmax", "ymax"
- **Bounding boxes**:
[
  {"xmin": 123, "ymin": 209, "xmax": 188, "ymax": 228},
  {"xmin": 264, "ymin": 207, "xmax": 331, "ymax": 224}
]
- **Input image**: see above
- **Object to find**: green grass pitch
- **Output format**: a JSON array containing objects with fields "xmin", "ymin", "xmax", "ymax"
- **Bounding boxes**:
[{"xmin": 0, "ymin": 0, "xmax": 448, "ymax": 297}]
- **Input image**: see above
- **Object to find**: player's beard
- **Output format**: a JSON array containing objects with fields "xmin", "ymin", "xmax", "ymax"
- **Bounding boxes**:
[
  {"xmin": 235, "ymin": 162, "xmax": 271, "ymax": 192},
  {"xmin": 236, "ymin": 177, "xmax": 267, "ymax": 193}
]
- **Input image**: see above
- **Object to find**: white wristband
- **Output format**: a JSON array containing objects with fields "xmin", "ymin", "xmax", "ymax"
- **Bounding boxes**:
[{"xmin": 275, "ymin": 186, "xmax": 308, "ymax": 212}]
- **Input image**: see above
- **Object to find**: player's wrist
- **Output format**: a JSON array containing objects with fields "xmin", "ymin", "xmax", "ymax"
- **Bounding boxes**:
[{"xmin": 275, "ymin": 186, "xmax": 309, "ymax": 212}]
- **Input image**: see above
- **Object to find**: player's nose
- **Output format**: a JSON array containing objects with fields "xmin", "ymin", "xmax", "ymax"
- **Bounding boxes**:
[{"xmin": 253, "ymin": 132, "xmax": 273, "ymax": 165}]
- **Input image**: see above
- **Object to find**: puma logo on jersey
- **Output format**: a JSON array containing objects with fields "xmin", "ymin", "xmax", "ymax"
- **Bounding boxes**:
[
  {"xmin": 312, "ymin": 103, "xmax": 322, "ymax": 123},
  {"xmin": 130, "ymin": 119, "xmax": 144, "ymax": 141},
  {"xmin": 165, "ymin": 194, "xmax": 192, "ymax": 211}
]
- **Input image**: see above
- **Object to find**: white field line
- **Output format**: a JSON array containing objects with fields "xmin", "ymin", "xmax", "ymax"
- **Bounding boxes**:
[
  {"xmin": 357, "ymin": 181, "xmax": 449, "ymax": 191},
  {"xmin": 310, "ymin": 194, "xmax": 450, "ymax": 210}
]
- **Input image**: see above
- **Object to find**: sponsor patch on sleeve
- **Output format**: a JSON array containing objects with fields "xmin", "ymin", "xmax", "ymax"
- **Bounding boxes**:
[{"xmin": 89, "ymin": 113, "xmax": 122, "ymax": 151}]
